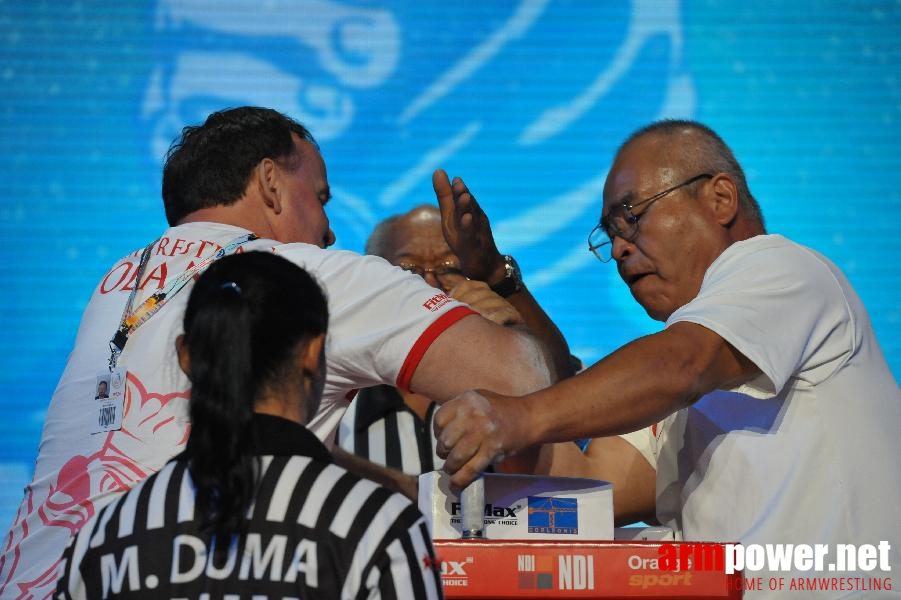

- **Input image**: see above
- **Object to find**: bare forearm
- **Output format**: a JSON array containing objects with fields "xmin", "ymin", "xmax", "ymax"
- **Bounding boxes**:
[
  {"xmin": 432, "ymin": 170, "xmax": 573, "ymax": 382},
  {"xmin": 331, "ymin": 446, "xmax": 418, "ymax": 501},
  {"xmin": 433, "ymin": 321, "xmax": 758, "ymax": 488},
  {"xmin": 434, "ymin": 330, "xmax": 695, "ymax": 486},
  {"xmin": 477, "ymin": 258, "xmax": 574, "ymax": 382},
  {"xmin": 522, "ymin": 324, "xmax": 736, "ymax": 446},
  {"xmin": 556, "ymin": 439, "xmax": 656, "ymax": 526},
  {"xmin": 505, "ymin": 287, "xmax": 575, "ymax": 381}
]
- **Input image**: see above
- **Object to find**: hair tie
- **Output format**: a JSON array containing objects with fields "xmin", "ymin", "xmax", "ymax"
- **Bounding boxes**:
[{"xmin": 219, "ymin": 281, "xmax": 242, "ymax": 295}]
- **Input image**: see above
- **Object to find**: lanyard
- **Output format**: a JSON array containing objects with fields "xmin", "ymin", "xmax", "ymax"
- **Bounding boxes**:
[{"xmin": 108, "ymin": 233, "xmax": 256, "ymax": 370}]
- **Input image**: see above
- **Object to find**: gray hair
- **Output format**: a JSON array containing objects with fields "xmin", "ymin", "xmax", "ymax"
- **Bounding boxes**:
[{"xmin": 619, "ymin": 119, "xmax": 765, "ymax": 230}]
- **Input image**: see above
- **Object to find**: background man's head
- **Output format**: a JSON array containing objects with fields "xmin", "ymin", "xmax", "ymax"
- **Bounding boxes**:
[
  {"xmin": 366, "ymin": 205, "xmax": 463, "ymax": 292},
  {"xmin": 602, "ymin": 120, "xmax": 765, "ymax": 321}
]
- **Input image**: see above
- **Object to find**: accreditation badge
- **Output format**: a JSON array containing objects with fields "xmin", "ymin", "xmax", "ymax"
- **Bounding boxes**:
[{"xmin": 91, "ymin": 367, "xmax": 126, "ymax": 434}]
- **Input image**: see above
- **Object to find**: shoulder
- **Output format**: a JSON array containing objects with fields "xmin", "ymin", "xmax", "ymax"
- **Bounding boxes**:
[
  {"xmin": 271, "ymin": 245, "xmax": 415, "ymax": 290},
  {"xmin": 703, "ymin": 234, "xmax": 844, "ymax": 293},
  {"xmin": 65, "ymin": 459, "xmax": 179, "ymax": 561},
  {"xmin": 270, "ymin": 246, "xmax": 466, "ymax": 322},
  {"xmin": 714, "ymin": 234, "xmax": 832, "ymax": 273},
  {"xmin": 271, "ymin": 244, "xmax": 386, "ymax": 270}
]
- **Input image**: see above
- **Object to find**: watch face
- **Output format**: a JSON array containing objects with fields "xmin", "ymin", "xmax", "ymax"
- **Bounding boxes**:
[
  {"xmin": 491, "ymin": 255, "xmax": 523, "ymax": 298},
  {"xmin": 504, "ymin": 255, "xmax": 523, "ymax": 285}
]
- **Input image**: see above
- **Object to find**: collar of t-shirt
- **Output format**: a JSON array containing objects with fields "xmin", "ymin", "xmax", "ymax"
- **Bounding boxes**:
[{"xmin": 251, "ymin": 413, "xmax": 333, "ymax": 463}]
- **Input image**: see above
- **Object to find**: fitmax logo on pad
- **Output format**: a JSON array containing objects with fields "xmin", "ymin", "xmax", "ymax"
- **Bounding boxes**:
[{"xmin": 527, "ymin": 497, "xmax": 578, "ymax": 534}]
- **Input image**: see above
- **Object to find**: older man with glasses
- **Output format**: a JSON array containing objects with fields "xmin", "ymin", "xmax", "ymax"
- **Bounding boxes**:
[
  {"xmin": 433, "ymin": 119, "xmax": 901, "ymax": 596},
  {"xmin": 336, "ymin": 200, "xmax": 577, "ymax": 487}
]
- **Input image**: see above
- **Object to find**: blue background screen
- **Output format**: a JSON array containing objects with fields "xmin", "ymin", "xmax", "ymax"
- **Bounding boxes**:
[{"xmin": 2, "ymin": 1, "xmax": 899, "ymax": 528}]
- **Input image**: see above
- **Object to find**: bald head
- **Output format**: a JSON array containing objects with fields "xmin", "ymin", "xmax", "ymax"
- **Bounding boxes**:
[
  {"xmin": 365, "ymin": 204, "xmax": 462, "ymax": 291},
  {"xmin": 366, "ymin": 205, "xmax": 443, "ymax": 258},
  {"xmin": 615, "ymin": 120, "xmax": 765, "ymax": 232}
]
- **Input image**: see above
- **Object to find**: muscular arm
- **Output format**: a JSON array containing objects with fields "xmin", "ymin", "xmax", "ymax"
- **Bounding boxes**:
[
  {"xmin": 409, "ymin": 313, "xmax": 552, "ymax": 400},
  {"xmin": 338, "ymin": 313, "xmax": 549, "ymax": 499},
  {"xmin": 503, "ymin": 287, "xmax": 576, "ymax": 380},
  {"xmin": 436, "ymin": 320, "xmax": 760, "ymax": 487}
]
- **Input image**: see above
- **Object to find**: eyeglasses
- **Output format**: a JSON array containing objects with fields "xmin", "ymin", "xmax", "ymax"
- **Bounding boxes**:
[
  {"xmin": 588, "ymin": 173, "xmax": 713, "ymax": 262},
  {"xmin": 398, "ymin": 262, "xmax": 463, "ymax": 279}
]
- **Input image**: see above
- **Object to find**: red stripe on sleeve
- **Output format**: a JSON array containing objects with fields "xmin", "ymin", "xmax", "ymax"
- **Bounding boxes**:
[{"xmin": 395, "ymin": 306, "xmax": 477, "ymax": 390}]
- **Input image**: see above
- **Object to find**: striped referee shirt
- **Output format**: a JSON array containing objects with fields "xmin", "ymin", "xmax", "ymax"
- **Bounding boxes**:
[
  {"xmin": 337, "ymin": 386, "xmax": 443, "ymax": 476},
  {"xmin": 55, "ymin": 414, "xmax": 443, "ymax": 599}
]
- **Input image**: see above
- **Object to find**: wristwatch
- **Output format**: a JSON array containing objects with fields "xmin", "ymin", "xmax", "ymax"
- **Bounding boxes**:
[{"xmin": 489, "ymin": 255, "xmax": 524, "ymax": 298}]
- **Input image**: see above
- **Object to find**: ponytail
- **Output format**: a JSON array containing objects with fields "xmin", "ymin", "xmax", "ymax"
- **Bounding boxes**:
[
  {"xmin": 183, "ymin": 281, "xmax": 257, "ymax": 541},
  {"xmin": 180, "ymin": 252, "xmax": 328, "ymax": 544}
]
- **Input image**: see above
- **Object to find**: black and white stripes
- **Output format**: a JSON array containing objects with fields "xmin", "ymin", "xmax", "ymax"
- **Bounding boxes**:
[
  {"xmin": 56, "ymin": 418, "xmax": 443, "ymax": 599},
  {"xmin": 337, "ymin": 386, "xmax": 443, "ymax": 476}
]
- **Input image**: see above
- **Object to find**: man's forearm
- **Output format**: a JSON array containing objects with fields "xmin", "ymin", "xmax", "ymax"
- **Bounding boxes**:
[
  {"xmin": 505, "ymin": 287, "xmax": 576, "ymax": 381},
  {"xmin": 331, "ymin": 445, "xmax": 418, "ymax": 501},
  {"xmin": 523, "ymin": 321, "xmax": 759, "ymax": 446}
]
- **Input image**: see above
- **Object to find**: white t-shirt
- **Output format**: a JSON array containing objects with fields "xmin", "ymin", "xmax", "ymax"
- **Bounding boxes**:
[
  {"xmin": 0, "ymin": 222, "xmax": 473, "ymax": 599},
  {"xmin": 655, "ymin": 234, "xmax": 901, "ymax": 596}
]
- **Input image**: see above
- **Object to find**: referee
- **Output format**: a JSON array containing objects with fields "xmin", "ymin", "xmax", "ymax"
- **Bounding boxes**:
[{"xmin": 56, "ymin": 252, "xmax": 442, "ymax": 599}]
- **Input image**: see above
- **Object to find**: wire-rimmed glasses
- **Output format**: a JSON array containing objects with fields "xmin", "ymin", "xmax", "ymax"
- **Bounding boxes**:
[
  {"xmin": 588, "ymin": 173, "xmax": 713, "ymax": 262},
  {"xmin": 398, "ymin": 262, "xmax": 463, "ymax": 279}
]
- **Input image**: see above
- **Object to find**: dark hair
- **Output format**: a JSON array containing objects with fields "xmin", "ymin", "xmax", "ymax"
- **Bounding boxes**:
[
  {"xmin": 180, "ymin": 251, "xmax": 328, "ymax": 543},
  {"xmin": 620, "ymin": 119, "xmax": 765, "ymax": 230},
  {"xmin": 162, "ymin": 106, "xmax": 317, "ymax": 226}
]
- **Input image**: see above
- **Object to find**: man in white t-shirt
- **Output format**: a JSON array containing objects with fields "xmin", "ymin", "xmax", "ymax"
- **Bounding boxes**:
[
  {"xmin": 0, "ymin": 107, "xmax": 551, "ymax": 598},
  {"xmin": 434, "ymin": 120, "xmax": 901, "ymax": 597}
]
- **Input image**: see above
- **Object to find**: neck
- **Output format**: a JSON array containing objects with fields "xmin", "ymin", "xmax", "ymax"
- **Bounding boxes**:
[
  {"xmin": 728, "ymin": 219, "xmax": 765, "ymax": 244},
  {"xmin": 255, "ymin": 398, "xmax": 304, "ymax": 426},
  {"xmin": 254, "ymin": 378, "xmax": 307, "ymax": 426},
  {"xmin": 177, "ymin": 199, "xmax": 275, "ymax": 240}
]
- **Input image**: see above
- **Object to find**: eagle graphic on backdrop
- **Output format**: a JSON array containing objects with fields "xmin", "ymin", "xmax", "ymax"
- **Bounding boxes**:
[{"xmin": 141, "ymin": 0, "xmax": 695, "ymax": 290}]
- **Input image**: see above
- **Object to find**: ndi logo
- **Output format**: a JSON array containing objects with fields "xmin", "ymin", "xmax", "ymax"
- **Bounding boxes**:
[{"xmin": 527, "ymin": 497, "xmax": 578, "ymax": 535}]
